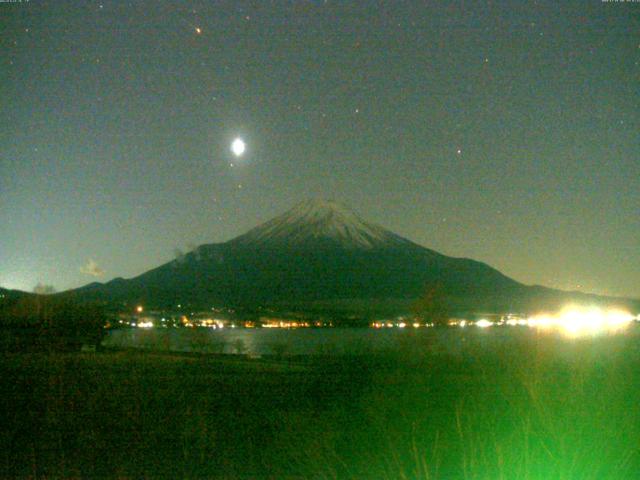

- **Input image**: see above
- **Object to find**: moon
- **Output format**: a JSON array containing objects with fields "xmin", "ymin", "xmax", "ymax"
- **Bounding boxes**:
[{"xmin": 231, "ymin": 138, "xmax": 246, "ymax": 157}]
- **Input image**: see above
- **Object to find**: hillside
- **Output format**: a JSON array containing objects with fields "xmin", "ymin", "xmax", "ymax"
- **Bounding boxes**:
[{"xmin": 61, "ymin": 200, "xmax": 638, "ymax": 315}]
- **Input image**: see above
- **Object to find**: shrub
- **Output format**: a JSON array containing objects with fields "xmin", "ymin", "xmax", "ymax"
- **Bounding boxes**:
[{"xmin": 0, "ymin": 295, "xmax": 107, "ymax": 352}]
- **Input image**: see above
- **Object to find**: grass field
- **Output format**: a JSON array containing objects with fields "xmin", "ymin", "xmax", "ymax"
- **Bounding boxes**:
[{"xmin": 2, "ymin": 331, "xmax": 640, "ymax": 479}]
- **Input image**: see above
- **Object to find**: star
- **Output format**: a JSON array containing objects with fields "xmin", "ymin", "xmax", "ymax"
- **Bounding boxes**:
[{"xmin": 195, "ymin": 27, "xmax": 202, "ymax": 34}]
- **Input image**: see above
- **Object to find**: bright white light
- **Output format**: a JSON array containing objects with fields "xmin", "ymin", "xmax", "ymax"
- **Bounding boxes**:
[
  {"xmin": 526, "ymin": 306, "xmax": 634, "ymax": 337},
  {"xmin": 475, "ymin": 319, "xmax": 493, "ymax": 328},
  {"xmin": 231, "ymin": 138, "xmax": 246, "ymax": 156}
]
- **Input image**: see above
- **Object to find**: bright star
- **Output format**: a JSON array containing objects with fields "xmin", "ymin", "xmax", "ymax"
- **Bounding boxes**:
[{"xmin": 231, "ymin": 138, "xmax": 246, "ymax": 156}]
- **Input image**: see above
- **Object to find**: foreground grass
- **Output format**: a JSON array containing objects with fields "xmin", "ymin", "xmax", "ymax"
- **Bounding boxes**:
[{"xmin": 2, "ymin": 331, "xmax": 640, "ymax": 479}]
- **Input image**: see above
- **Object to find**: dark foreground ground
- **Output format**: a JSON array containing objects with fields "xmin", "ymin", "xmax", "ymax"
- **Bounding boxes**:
[{"xmin": 2, "ymin": 332, "xmax": 640, "ymax": 479}]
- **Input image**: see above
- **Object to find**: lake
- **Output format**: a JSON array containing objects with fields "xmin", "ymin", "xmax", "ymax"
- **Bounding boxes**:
[{"xmin": 103, "ymin": 323, "xmax": 640, "ymax": 357}]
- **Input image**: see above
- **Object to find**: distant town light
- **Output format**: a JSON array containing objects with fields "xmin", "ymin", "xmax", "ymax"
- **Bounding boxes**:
[
  {"xmin": 526, "ymin": 306, "xmax": 634, "ymax": 337},
  {"xmin": 136, "ymin": 305, "xmax": 143, "ymax": 313},
  {"xmin": 475, "ymin": 319, "xmax": 493, "ymax": 328}
]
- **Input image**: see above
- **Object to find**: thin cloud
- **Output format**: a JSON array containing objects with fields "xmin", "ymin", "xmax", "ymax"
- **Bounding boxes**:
[
  {"xmin": 80, "ymin": 259, "xmax": 105, "ymax": 277},
  {"xmin": 33, "ymin": 283, "xmax": 56, "ymax": 294}
]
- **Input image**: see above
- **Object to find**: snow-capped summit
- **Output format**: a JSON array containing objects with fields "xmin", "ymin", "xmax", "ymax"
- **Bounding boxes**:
[{"xmin": 231, "ymin": 199, "xmax": 410, "ymax": 249}]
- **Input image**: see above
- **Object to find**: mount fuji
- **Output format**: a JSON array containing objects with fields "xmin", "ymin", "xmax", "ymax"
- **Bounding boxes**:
[
  {"xmin": 231, "ymin": 199, "xmax": 412, "ymax": 250},
  {"xmin": 68, "ymin": 200, "xmax": 636, "ymax": 315}
]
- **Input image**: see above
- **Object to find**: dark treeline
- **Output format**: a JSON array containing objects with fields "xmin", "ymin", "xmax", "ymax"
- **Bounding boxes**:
[{"xmin": 0, "ymin": 294, "xmax": 106, "ymax": 352}]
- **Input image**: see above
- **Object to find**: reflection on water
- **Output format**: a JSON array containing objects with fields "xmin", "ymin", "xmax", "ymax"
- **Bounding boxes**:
[{"xmin": 103, "ymin": 324, "xmax": 640, "ymax": 357}]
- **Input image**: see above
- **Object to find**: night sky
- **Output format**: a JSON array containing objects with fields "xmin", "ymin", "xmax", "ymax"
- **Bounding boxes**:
[{"xmin": 1, "ymin": 1, "xmax": 638, "ymax": 298}]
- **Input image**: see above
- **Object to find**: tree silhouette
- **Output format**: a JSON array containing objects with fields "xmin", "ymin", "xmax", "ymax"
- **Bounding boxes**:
[
  {"xmin": 411, "ymin": 283, "xmax": 451, "ymax": 325},
  {"xmin": 0, "ymin": 295, "xmax": 107, "ymax": 351}
]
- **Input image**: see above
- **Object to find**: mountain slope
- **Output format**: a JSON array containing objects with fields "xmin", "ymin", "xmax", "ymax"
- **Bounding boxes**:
[
  {"xmin": 231, "ymin": 199, "xmax": 413, "ymax": 249},
  {"xmin": 67, "ymin": 200, "xmax": 638, "ymax": 314}
]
